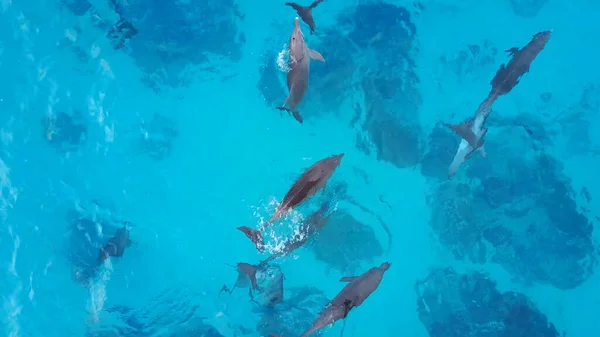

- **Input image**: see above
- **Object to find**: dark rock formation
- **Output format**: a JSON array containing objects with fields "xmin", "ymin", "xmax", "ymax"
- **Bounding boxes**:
[
  {"xmin": 138, "ymin": 113, "xmax": 178, "ymax": 161},
  {"xmin": 256, "ymin": 286, "xmax": 328, "ymax": 337},
  {"xmin": 428, "ymin": 129, "xmax": 598, "ymax": 289},
  {"xmin": 309, "ymin": 209, "xmax": 383, "ymax": 274},
  {"xmin": 509, "ymin": 0, "xmax": 549, "ymax": 18},
  {"xmin": 416, "ymin": 268, "xmax": 562, "ymax": 337}
]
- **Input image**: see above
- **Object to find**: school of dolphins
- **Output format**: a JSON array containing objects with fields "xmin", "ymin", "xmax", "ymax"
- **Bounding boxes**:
[{"xmin": 94, "ymin": 1, "xmax": 553, "ymax": 336}]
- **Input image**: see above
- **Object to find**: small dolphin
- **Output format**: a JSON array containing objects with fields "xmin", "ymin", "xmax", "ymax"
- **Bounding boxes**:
[
  {"xmin": 238, "ymin": 154, "xmax": 343, "ymax": 252},
  {"xmin": 98, "ymin": 224, "xmax": 131, "ymax": 264},
  {"xmin": 285, "ymin": 0, "xmax": 324, "ymax": 34},
  {"xmin": 219, "ymin": 262, "xmax": 259, "ymax": 301},
  {"xmin": 271, "ymin": 262, "xmax": 391, "ymax": 337},
  {"xmin": 277, "ymin": 17, "xmax": 325, "ymax": 124},
  {"xmin": 260, "ymin": 201, "xmax": 332, "ymax": 265}
]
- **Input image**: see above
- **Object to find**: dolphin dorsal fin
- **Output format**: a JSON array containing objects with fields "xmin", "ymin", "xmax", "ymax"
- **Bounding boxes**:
[
  {"xmin": 505, "ymin": 47, "xmax": 519, "ymax": 56},
  {"xmin": 340, "ymin": 276, "xmax": 357, "ymax": 282},
  {"xmin": 308, "ymin": 49, "xmax": 325, "ymax": 62}
]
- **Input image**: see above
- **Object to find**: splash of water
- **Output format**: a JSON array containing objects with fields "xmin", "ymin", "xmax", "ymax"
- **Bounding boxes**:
[{"xmin": 276, "ymin": 45, "xmax": 291, "ymax": 73}]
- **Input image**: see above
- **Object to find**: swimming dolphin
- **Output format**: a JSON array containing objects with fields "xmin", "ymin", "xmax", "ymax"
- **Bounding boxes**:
[
  {"xmin": 277, "ymin": 17, "xmax": 325, "ymax": 124},
  {"xmin": 219, "ymin": 262, "xmax": 260, "ymax": 301},
  {"xmin": 285, "ymin": 0, "xmax": 324, "ymax": 34},
  {"xmin": 98, "ymin": 223, "xmax": 131, "ymax": 264},
  {"xmin": 488, "ymin": 30, "xmax": 552, "ymax": 100},
  {"xmin": 260, "ymin": 201, "xmax": 332, "ymax": 265},
  {"xmin": 270, "ymin": 262, "xmax": 391, "ymax": 337},
  {"xmin": 238, "ymin": 154, "xmax": 343, "ymax": 252},
  {"xmin": 445, "ymin": 30, "xmax": 552, "ymax": 178}
]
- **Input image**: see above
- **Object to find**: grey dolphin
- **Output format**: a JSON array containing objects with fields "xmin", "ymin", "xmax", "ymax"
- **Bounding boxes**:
[
  {"xmin": 489, "ymin": 30, "xmax": 552, "ymax": 99},
  {"xmin": 238, "ymin": 154, "xmax": 343, "ymax": 252},
  {"xmin": 270, "ymin": 262, "xmax": 391, "ymax": 337},
  {"xmin": 260, "ymin": 201, "xmax": 332, "ymax": 265},
  {"xmin": 285, "ymin": 0, "xmax": 324, "ymax": 34},
  {"xmin": 445, "ymin": 30, "xmax": 552, "ymax": 178},
  {"xmin": 98, "ymin": 223, "xmax": 131, "ymax": 264},
  {"xmin": 277, "ymin": 17, "xmax": 325, "ymax": 124}
]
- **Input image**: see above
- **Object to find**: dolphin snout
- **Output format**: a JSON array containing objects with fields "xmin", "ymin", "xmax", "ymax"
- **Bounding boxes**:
[
  {"xmin": 294, "ymin": 17, "xmax": 300, "ymax": 27},
  {"xmin": 380, "ymin": 262, "xmax": 391, "ymax": 270}
]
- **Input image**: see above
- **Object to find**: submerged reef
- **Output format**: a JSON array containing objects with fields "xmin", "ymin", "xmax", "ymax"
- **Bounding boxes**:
[
  {"xmin": 66, "ymin": 202, "xmax": 122, "ymax": 285},
  {"xmin": 416, "ymin": 268, "xmax": 562, "ymax": 337},
  {"xmin": 62, "ymin": 0, "xmax": 245, "ymax": 91},
  {"xmin": 99, "ymin": 288, "xmax": 225, "ymax": 337},
  {"xmin": 42, "ymin": 110, "xmax": 88, "ymax": 151},
  {"xmin": 256, "ymin": 286, "xmax": 328, "ymax": 337},
  {"xmin": 258, "ymin": 2, "xmax": 423, "ymax": 168},
  {"xmin": 309, "ymin": 209, "xmax": 383, "ymax": 274},
  {"xmin": 509, "ymin": 0, "xmax": 549, "ymax": 18},
  {"xmin": 138, "ymin": 113, "xmax": 178, "ymax": 161},
  {"xmin": 439, "ymin": 39, "xmax": 498, "ymax": 81},
  {"xmin": 428, "ymin": 126, "xmax": 598, "ymax": 289},
  {"xmin": 127, "ymin": 0, "xmax": 245, "ymax": 91}
]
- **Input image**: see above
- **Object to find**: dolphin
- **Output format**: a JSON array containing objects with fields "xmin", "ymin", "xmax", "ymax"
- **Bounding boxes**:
[
  {"xmin": 260, "ymin": 201, "xmax": 332, "ymax": 265},
  {"xmin": 277, "ymin": 17, "xmax": 325, "ymax": 124},
  {"xmin": 445, "ymin": 30, "xmax": 552, "ymax": 178},
  {"xmin": 488, "ymin": 30, "xmax": 552, "ymax": 99},
  {"xmin": 285, "ymin": 0, "xmax": 324, "ymax": 34},
  {"xmin": 97, "ymin": 223, "xmax": 131, "ymax": 264},
  {"xmin": 238, "ymin": 154, "xmax": 343, "ymax": 252},
  {"xmin": 270, "ymin": 262, "xmax": 391, "ymax": 337},
  {"xmin": 219, "ymin": 262, "xmax": 259, "ymax": 301}
]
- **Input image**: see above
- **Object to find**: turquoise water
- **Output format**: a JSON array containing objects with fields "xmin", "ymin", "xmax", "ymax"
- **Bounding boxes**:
[{"xmin": 1, "ymin": 0, "xmax": 599, "ymax": 336}]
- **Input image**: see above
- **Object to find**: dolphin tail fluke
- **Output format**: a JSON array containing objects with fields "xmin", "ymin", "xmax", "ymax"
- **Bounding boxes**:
[{"xmin": 237, "ymin": 226, "xmax": 265, "ymax": 252}]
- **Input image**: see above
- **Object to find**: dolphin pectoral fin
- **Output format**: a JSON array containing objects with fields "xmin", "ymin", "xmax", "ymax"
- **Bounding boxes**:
[
  {"xmin": 308, "ymin": 48, "xmax": 325, "ymax": 62},
  {"xmin": 339, "ymin": 276, "xmax": 357, "ymax": 282},
  {"xmin": 444, "ymin": 122, "xmax": 478, "ymax": 148},
  {"xmin": 478, "ymin": 145, "xmax": 487, "ymax": 158},
  {"xmin": 291, "ymin": 110, "xmax": 304, "ymax": 123},
  {"xmin": 237, "ymin": 226, "xmax": 265, "ymax": 252}
]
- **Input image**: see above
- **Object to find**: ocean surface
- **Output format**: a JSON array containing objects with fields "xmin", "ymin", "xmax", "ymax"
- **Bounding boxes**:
[{"xmin": 1, "ymin": 0, "xmax": 599, "ymax": 336}]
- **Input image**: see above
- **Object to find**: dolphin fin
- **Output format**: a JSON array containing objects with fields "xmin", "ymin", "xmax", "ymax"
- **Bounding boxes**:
[
  {"xmin": 478, "ymin": 145, "xmax": 487, "ymax": 158},
  {"xmin": 308, "ymin": 49, "xmax": 325, "ymax": 62},
  {"xmin": 340, "ymin": 276, "xmax": 357, "ymax": 282},
  {"xmin": 237, "ymin": 263, "xmax": 259, "ymax": 290},
  {"xmin": 237, "ymin": 226, "xmax": 265, "ymax": 252},
  {"xmin": 285, "ymin": 2, "xmax": 308, "ymax": 15},
  {"xmin": 277, "ymin": 106, "xmax": 304, "ymax": 124},
  {"xmin": 505, "ymin": 47, "xmax": 519, "ymax": 56},
  {"xmin": 444, "ymin": 122, "xmax": 479, "ymax": 148}
]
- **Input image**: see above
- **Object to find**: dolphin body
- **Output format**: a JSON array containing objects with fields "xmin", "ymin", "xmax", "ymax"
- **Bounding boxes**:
[
  {"xmin": 260, "ymin": 201, "xmax": 332, "ymax": 265},
  {"xmin": 277, "ymin": 17, "xmax": 325, "ymax": 124},
  {"xmin": 270, "ymin": 262, "xmax": 391, "ymax": 337},
  {"xmin": 445, "ymin": 30, "xmax": 552, "ymax": 178},
  {"xmin": 285, "ymin": 0, "xmax": 324, "ymax": 34},
  {"xmin": 97, "ymin": 224, "xmax": 131, "ymax": 264},
  {"xmin": 238, "ymin": 154, "xmax": 343, "ymax": 252}
]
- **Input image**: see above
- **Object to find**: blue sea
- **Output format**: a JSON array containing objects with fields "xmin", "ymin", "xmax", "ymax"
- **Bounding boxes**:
[{"xmin": 1, "ymin": 0, "xmax": 599, "ymax": 336}]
